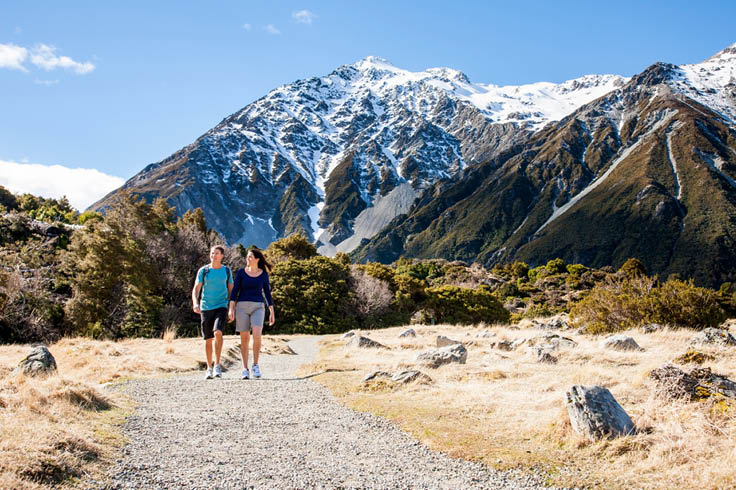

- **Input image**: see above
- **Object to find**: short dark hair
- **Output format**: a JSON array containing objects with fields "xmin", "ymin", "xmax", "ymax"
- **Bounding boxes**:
[{"xmin": 212, "ymin": 245, "xmax": 225, "ymax": 255}]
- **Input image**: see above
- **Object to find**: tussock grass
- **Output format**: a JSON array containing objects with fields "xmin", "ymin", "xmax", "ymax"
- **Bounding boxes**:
[
  {"xmin": 307, "ymin": 323, "xmax": 736, "ymax": 489},
  {"xmin": 0, "ymin": 334, "xmax": 285, "ymax": 488}
]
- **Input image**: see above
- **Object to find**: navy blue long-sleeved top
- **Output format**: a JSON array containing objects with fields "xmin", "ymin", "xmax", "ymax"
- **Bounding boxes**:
[{"xmin": 229, "ymin": 268, "xmax": 274, "ymax": 306}]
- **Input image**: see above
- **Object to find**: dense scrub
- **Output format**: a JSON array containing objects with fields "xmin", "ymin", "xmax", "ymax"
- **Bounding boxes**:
[{"xmin": 2, "ymin": 184, "xmax": 732, "ymax": 342}]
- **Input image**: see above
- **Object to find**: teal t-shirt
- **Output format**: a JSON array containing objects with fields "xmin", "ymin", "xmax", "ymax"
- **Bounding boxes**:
[{"xmin": 197, "ymin": 265, "xmax": 233, "ymax": 311}]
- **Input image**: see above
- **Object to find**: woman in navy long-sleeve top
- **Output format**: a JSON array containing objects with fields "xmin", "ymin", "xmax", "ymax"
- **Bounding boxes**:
[{"xmin": 227, "ymin": 248, "xmax": 274, "ymax": 379}]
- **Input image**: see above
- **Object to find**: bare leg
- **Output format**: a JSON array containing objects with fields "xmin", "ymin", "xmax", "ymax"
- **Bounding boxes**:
[
  {"xmin": 239, "ymin": 331, "xmax": 251, "ymax": 369},
  {"xmin": 214, "ymin": 330, "xmax": 223, "ymax": 366},
  {"xmin": 252, "ymin": 326, "xmax": 262, "ymax": 366},
  {"xmin": 205, "ymin": 338, "xmax": 213, "ymax": 368}
]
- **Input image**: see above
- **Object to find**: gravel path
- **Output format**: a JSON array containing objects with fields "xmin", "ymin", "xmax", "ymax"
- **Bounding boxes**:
[{"xmin": 89, "ymin": 336, "xmax": 555, "ymax": 489}]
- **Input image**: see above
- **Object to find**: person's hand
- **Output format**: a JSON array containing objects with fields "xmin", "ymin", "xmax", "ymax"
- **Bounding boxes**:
[
  {"xmin": 228, "ymin": 310, "xmax": 235, "ymax": 323},
  {"xmin": 269, "ymin": 315, "xmax": 275, "ymax": 326},
  {"xmin": 193, "ymin": 304, "xmax": 201, "ymax": 314}
]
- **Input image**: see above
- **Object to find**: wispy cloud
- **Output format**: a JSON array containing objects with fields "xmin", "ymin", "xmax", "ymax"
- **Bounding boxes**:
[
  {"xmin": 34, "ymin": 78, "xmax": 59, "ymax": 87},
  {"xmin": 264, "ymin": 24, "xmax": 281, "ymax": 35},
  {"xmin": 0, "ymin": 43, "xmax": 95, "ymax": 75},
  {"xmin": 0, "ymin": 160, "xmax": 124, "ymax": 211},
  {"xmin": 0, "ymin": 43, "xmax": 28, "ymax": 71},
  {"xmin": 242, "ymin": 23, "xmax": 252, "ymax": 31},
  {"xmin": 292, "ymin": 10, "xmax": 317, "ymax": 25},
  {"xmin": 30, "ymin": 44, "xmax": 95, "ymax": 74}
]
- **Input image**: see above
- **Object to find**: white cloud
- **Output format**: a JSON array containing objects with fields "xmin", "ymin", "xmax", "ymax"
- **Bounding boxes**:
[
  {"xmin": 264, "ymin": 24, "xmax": 281, "ymax": 35},
  {"xmin": 29, "ymin": 44, "xmax": 95, "ymax": 75},
  {"xmin": 292, "ymin": 10, "xmax": 317, "ymax": 25},
  {"xmin": 34, "ymin": 78, "xmax": 59, "ymax": 86},
  {"xmin": 0, "ymin": 160, "xmax": 124, "ymax": 211},
  {"xmin": 0, "ymin": 43, "xmax": 28, "ymax": 71},
  {"xmin": 242, "ymin": 23, "xmax": 252, "ymax": 31}
]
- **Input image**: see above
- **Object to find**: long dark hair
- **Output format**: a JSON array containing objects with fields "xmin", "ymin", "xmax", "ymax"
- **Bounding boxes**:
[{"xmin": 249, "ymin": 248, "xmax": 272, "ymax": 273}]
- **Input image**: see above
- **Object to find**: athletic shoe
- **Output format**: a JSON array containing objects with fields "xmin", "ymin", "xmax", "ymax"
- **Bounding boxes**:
[
  {"xmin": 205, "ymin": 367, "xmax": 214, "ymax": 379},
  {"xmin": 214, "ymin": 364, "xmax": 222, "ymax": 378},
  {"xmin": 241, "ymin": 368, "xmax": 250, "ymax": 380},
  {"xmin": 252, "ymin": 364, "xmax": 261, "ymax": 379}
]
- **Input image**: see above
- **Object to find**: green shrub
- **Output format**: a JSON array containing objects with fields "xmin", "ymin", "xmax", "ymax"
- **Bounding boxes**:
[
  {"xmin": 545, "ymin": 258, "xmax": 567, "ymax": 275},
  {"xmin": 393, "ymin": 273, "xmax": 427, "ymax": 312},
  {"xmin": 425, "ymin": 285, "xmax": 509, "ymax": 325},
  {"xmin": 270, "ymin": 256, "xmax": 355, "ymax": 334},
  {"xmin": 618, "ymin": 257, "xmax": 647, "ymax": 278},
  {"xmin": 394, "ymin": 258, "xmax": 443, "ymax": 281},
  {"xmin": 495, "ymin": 281, "xmax": 520, "ymax": 299},
  {"xmin": 360, "ymin": 262, "xmax": 397, "ymax": 290},
  {"xmin": 510, "ymin": 261, "xmax": 529, "ymax": 280},
  {"xmin": 265, "ymin": 233, "xmax": 317, "ymax": 264},
  {"xmin": 566, "ymin": 263, "xmax": 587, "ymax": 276},
  {"xmin": 570, "ymin": 276, "xmax": 725, "ymax": 334}
]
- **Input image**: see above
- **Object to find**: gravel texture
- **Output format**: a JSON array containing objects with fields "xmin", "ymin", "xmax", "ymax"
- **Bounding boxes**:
[{"xmin": 89, "ymin": 336, "xmax": 555, "ymax": 489}]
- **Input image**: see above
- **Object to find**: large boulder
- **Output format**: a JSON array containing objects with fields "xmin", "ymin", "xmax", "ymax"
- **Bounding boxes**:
[
  {"xmin": 416, "ymin": 344, "xmax": 468, "ymax": 368},
  {"xmin": 399, "ymin": 328, "xmax": 417, "ymax": 338},
  {"xmin": 14, "ymin": 345, "xmax": 57, "ymax": 376},
  {"xmin": 565, "ymin": 385, "xmax": 635, "ymax": 440},
  {"xmin": 690, "ymin": 327, "xmax": 736, "ymax": 347},
  {"xmin": 601, "ymin": 335, "xmax": 643, "ymax": 351}
]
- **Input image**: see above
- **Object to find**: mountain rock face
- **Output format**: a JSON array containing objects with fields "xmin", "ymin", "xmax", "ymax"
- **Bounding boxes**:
[
  {"xmin": 91, "ymin": 57, "xmax": 624, "ymax": 252},
  {"xmin": 353, "ymin": 44, "xmax": 736, "ymax": 287}
]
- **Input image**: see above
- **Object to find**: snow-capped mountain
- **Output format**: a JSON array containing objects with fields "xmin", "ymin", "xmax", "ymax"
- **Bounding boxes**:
[
  {"xmin": 91, "ymin": 56, "xmax": 626, "ymax": 252},
  {"xmin": 353, "ymin": 43, "xmax": 736, "ymax": 287}
]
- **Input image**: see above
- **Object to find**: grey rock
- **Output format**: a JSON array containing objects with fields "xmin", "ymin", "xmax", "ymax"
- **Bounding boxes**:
[
  {"xmin": 436, "ymin": 335, "xmax": 461, "ymax": 347},
  {"xmin": 601, "ymin": 335, "xmax": 643, "ymax": 351},
  {"xmin": 362, "ymin": 371, "xmax": 392, "ymax": 382},
  {"xmin": 391, "ymin": 370, "xmax": 433, "ymax": 384},
  {"xmin": 475, "ymin": 329, "xmax": 495, "ymax": 338},
  {"xmin": 399, "ymin": 328, "xmax": 417, "ymax": 338},
  {"xmin": 416, "ymin": 344, "xmax": 468, "ymax": 368},
  {"xmin": 650, "ymin": 364, "xmax": 736, "ymax": 400},
  {"xmin": 528, "ymin": 334, "xmax": 577, "ymax": 351},
  {"xmin": 535, "ymin": 351, "xmax": 558, "ymax": 364},
  {"xmin": 641, "ymin": 323, "xmax": 664, "ymax": 333},
  {"xmin": 341, "ymin": 330, "xmax": 358, "ymax": 339},
  {"xmin": 14, "ymin": 345, "xmax": 57, "ymax": 376},
  {"xmin": 690, "ymin": 327, "xmax": 736, "ymax": 347},
  {"xmin": 348, "ymin": 335, "xmax": 387, "ymax": 349},
  {"xmin": 565, "ymin": 385, "xmax": 635, "ymax": 440}
]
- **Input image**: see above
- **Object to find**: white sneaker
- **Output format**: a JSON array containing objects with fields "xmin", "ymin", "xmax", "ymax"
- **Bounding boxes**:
[
  {"xmin": 252, "ymin": 364, "xmax": 261, "ymax": 379},
  {"xmin": 241, "ymin": 368, "xmax": 250, "ymax": 380},
  {"xmin": 214, "ymin": 364, "xmax": 222, "ymax": 378},
  {"xmin": 205, "ymin": 367, "xmax": 214, "ymax": 379}
]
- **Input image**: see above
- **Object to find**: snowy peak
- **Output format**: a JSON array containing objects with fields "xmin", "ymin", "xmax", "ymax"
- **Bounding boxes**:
[{"xmin": 669, "ymin": 41, "xmax": 736, "ymax": 124}]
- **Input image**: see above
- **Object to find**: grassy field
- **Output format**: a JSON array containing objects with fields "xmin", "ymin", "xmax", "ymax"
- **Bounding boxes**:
[
  {"xmin": 0, "ymin": 333, "xmax": 292, "ymax": 489},
  {"xmin": 303, "ymin": 322, "xmax": 736, "ymax": 489}
]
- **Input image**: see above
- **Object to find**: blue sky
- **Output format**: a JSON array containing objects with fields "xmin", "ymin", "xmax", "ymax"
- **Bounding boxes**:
[{"xmin": 1, "ymin": 1, "xmax": 735, "ymax": 209}]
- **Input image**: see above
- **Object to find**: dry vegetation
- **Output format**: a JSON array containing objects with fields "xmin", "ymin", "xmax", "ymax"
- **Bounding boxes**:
[
  {"xmin": 0, "ymin": 334, "xmax": 289, "ymax": 489},
  {"xmin": 305, "ymin": 323, "xmax": 736, "ymax": 489}
]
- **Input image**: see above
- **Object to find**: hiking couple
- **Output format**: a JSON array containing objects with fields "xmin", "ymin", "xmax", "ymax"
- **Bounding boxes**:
[{"xmin": 192, "ymin": 245, "xmax": 275, "ymax": 380}]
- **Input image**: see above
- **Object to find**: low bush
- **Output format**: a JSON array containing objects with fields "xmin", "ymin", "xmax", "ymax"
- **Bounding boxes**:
[
  {"xmin": 570, "ymin": 276, "xmax": 725, "ymax": 334},
  {"xmin": 425, "ymin": 285, "xmax": 509, "ymax": 325},
  {"xmin": 270, "ymin": 256, "xmax": 354, "ymax": 334}
]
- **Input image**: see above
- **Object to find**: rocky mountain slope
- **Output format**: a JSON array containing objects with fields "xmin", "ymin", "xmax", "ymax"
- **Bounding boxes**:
[
  {"xmin": 90, "ymin": 57, "xmax": 624, "ymax": 251},
  {"xmin": 353, "ymin": 43, "xmax": 736, "ymax": 287}
]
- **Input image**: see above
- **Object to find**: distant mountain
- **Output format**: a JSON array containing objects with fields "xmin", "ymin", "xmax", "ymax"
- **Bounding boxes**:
[
  {"xmin": 353, "ymin": 43, "xmax": 736, "ymax": 287},
  {"xmin": 90, "ymin": 57, "xmax": 625, "ymax": 252}
]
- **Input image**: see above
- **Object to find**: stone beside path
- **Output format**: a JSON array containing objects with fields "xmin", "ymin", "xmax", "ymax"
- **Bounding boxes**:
[{"xmin": 88, "ymin": 336, "xmax": 555, "ymax": 489}]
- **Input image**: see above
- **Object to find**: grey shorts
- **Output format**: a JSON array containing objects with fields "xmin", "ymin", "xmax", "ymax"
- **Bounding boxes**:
[{"xmin": 235, "ymin": 301, "xmax": 265, "ymax": 332}]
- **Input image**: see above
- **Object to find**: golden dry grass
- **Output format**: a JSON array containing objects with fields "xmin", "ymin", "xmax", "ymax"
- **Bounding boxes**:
[
  {"xmin": 306, "ymin": 323, "xmax": 736, "ymax": 489},
  {"xmin": 0, "ymin": 334, "xmax": 287, "ymax": 489}
]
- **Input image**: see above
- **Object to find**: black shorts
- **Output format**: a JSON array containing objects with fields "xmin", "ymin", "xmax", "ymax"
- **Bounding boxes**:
[{"xmin": 200, "ymin": 307, "xmax": 227, "ymax": 340}]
